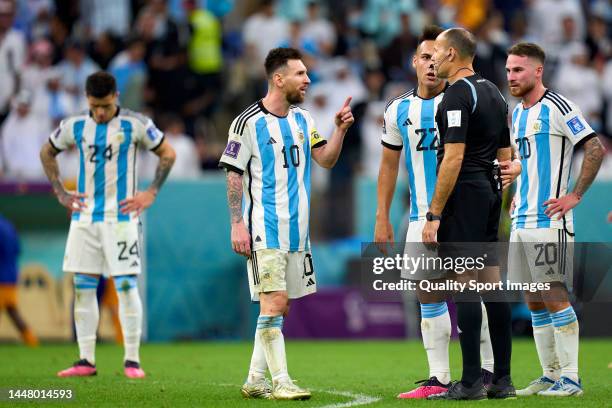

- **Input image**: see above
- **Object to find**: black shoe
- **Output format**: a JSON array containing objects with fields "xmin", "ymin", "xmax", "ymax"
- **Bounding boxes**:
[
  {"xmin": 486, "ymin": 375, "xmax": 516, "ymax": 399},
  {"xmin": 481, "ymin": 368, "xmax": 494, "ymax": 385},
  {"xmin": 76, "ymin": 359, "xmax": 95, "ymax": 368},
  {"xmin": 124, "ymin": 360, "xmax": 141, "ymax": 369},
  {"xmin": 427, "ymin": 379, "xmax": 487, "ymax": 400}
]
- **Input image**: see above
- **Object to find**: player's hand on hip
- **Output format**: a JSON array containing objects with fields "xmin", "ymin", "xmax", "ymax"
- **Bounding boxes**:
[
  {"xmin": 57, "ymin": 190, "xmax": 88, "ymax": 212},
  {"xmin": 374, "ymin": 219, "xmax": 394, "ymax": 255},
  {"xmin": 334, "ymin": 97, "xmax": 354, "ymax": 131},
  {"xmin": 499, "ymin": 159, "xmax": 521, "ymax": 190},
  {"xmin": 543, "ymin": 192, "xmax": 581, "ymax": 219},
  {"xmin": 422, "ymin": 220, "xmax": 439, "ymax": 250},
  {"xmin": 119, "ymin": 190, "xmax": 157, "ymax": 216},
  {"xmin": 231, "ymin": 221, "xmax": 251, "ymax": 257}
]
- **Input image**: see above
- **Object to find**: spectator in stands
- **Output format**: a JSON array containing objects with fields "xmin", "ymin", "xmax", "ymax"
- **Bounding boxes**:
[
  {"xmin": 602, "ymin": 60, "xmax": 612, "ymax": 139},
  {"xmin": 585, "ymin": 14, "xmax": 611, "ymax": 64},
  {"xmin": 183, "ymin": 0, "xmax": 223, "ymax": 129},
  {"xmin": 527, "ymin": 0, "xmax": 585, "ymax": 59},
  {"xmin": 57, "ymin": 38, "xmax": 100, "ymax": 113},
  {"xmin": 302, "ymin": 0, "xmax": 336, "ymax": 57},
  {"xmin": 79, "ymin": 0, "xmax": 131, "ymax": 38},
  {"xmin": 554, "ymin": 42, "xmax": 603, "ymax": 132},
  {"xmin": 163, "ymin": 114, "xmax": 200, "ymax": 179},
  {"xmin": 380, "ymin": 13, "xmax": 417, "ymax": 82},
  {"xmin": 0, "ymin": 0, "xmax": 26, "ymax": 125},
  {"xmin": 0, "ymin": 90, "xmax": 48, "ymax": 181},
  {"xmin": 88, "ymin": 30, "xmax": 121, "ymax": 70},
  {"xmin": 109, "ymin": 35, "xmax": 147, "ymax": 111},
  {"xmin": 243, "ymin": 0, "xmax": 289, "ymax": 94},
  {"xmin": 0, "ymin": 215, "xmax": 38, "ymax": 347},
  {"xmin": 21, "ymin": 39, "xmax": 68, "ymax": 125}
]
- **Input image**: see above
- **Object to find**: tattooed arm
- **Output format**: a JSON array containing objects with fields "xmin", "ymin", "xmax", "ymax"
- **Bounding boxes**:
[
  {"xmin": 226, "ymin": 170, "xmax": 251, "ymax": 257},
  {"xmin": 119, "ymin": 139, "xmax": 176, "ymax": 216},
  {"xmin": 544, "ymin": 136, "xmax": 606, "ymax": 219},
  {"xmin": 40, "ymin": 142, "xmax": 87, "ymax": 210}
]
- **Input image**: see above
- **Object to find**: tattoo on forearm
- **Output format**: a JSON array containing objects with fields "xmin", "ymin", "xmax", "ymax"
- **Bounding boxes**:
[
  {"xmin": 573, "ymin": 137, "xmax": 605, "ymax": 197},
  {"xmin": 40, "ymin": 143, "xmax": 66, "ymax": 197},
  {"xmin": 227, "ymin": 171, "xmax": 244, "ymax": 223},
  {"xmin": 150, "ymin": 155, "xmax": 175, "ymax": 192}
]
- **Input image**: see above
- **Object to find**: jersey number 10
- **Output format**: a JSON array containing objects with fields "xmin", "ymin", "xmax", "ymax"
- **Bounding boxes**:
[{"xmin": 281, "ymin": 145, "xmax": 300, "ymax": 168}]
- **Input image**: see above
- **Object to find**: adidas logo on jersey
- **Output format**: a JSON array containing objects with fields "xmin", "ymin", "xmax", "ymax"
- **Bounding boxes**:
[
  {"xmin": 306, "ymin": 278, "xmax": 315, "ymax": 287},
  {"xmin": 255, "ymin": 236, "xmax": 262, "ymax": 242},
  {"xmin": 403, "ymin": 118, "xmax": 413, "ymax": 127},
  {"xmin": 545, "ymin": 267, "xmax": 555, "ymax": 276},
  {"xmin": 130, "ymin": 261, "xmax": 139, "ymax": 268},
  {"xmin": 267, "ymin": 137, "xmax": 277, "ymax": 145}
]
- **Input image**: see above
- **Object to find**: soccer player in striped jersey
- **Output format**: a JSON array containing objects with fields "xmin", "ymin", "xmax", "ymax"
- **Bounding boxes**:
[
  {"xmin": 505, "ymin": 43, "xmax": 605, "ymax": 397},
  {"xmin": 40, "ymin": 72, "xmax": 176, "ymax": 379},
  {"xmin": 374, "ymin": 25, "xmax": 499, "ymax": 399},
  {"xmin": 219, "ymin": 47, "xmax": 353, "ymax": 400}
]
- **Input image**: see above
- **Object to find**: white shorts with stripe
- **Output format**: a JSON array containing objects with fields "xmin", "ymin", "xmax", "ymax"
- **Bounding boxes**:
[
  {"xmin": 63, "ymin": 220, "xmax": 142, "ymax": 276},
  {"xmin": 507, "ymin": 228, "xmax": 574, "ymax": 288},
  {"xmin": 247, "ymin": 249, "xmax": 316, "ymax": 301}
]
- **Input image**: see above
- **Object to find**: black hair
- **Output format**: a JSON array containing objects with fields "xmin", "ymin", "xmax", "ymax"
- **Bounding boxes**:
[
  {"xmin": 85, "ymin": 71, "xmax": 117, "ymax": 98},
  {"xmin": 264, "ymin": 47, "xmax": 303, "ymax": 78}
]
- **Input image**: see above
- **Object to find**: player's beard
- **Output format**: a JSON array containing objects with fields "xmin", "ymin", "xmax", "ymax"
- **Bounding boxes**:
[
  {"xmin": 286, "ymin": 88, "xmax": 304, "ymax": 104},
  {"xmin": 510, "ymin": 78, "xmax": 535, "ymax": 98}
]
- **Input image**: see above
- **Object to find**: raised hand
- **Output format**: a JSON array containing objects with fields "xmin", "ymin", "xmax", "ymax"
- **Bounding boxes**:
[{"xmin": 334, "ymin": 97, "xmax": 355, "ymax": 130}]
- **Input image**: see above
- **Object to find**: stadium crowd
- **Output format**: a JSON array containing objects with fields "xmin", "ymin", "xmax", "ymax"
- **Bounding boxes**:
[{"xmin": 0, "ymin": 0, "xmax": 610, "ymax": 235}]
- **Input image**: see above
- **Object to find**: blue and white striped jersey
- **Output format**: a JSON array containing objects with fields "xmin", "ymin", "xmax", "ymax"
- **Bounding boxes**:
[
  {"xmin": 219, "ymin": 100, "xmax": 327, "ymax": 252},
  {"xmin": 511, "ymin": 90, "xmax": 595, "ymax": 231},
  {"xmin": 382, "ymin": 89, "xmax": 445, "ymax": 221},
  {"xmin": 49, "ymin": 108, "xmax": 165, "ymax": 223}
]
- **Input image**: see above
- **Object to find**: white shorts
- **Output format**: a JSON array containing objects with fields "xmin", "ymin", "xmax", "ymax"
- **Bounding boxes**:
[
  {"xmin": 508, "ymin": 228, "xmax": 574, "ymax": 288},
  {"xmin": 401, "ymin": 220, "xmax": 446, "ymax": 281},
  {"xmin": 247, "ymin": 249, "xmax": 317, "ymax": 301},
  {"xmin": 63, "ymin": 220, "xmax": 142, "ymax": 276}
]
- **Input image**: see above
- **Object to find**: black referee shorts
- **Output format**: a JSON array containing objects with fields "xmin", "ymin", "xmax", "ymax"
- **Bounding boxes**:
[{"xmin": 438, "ymin": 172, "xmax": 501, "ymax": 265}]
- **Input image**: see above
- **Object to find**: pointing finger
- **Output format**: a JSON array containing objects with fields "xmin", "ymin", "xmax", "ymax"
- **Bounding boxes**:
[{"xmin": 342, "ymin": 96, "xmax": 352, "ymax": 109}]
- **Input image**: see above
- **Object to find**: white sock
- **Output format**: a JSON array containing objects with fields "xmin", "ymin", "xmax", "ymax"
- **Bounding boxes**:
[
  {"xmin": 257, "ymin": 315, "xmax": 290, "ymax": 384},
  {"xmin": 420, "ymin": 302, "xmax": 451, "ymax": 384},
  {"xmin": 480, "ymin": 302, "xmax": 494, "ymax": 372},
  {"xmin": 247, "ymin": 321, "xmax": 268, "ymax": 383},
  {"xmin": 114, "ymin": 275, "xmax": 143, "ymax": 364},
  {"xmin": 531, "ymin": 308, "xmax": 560, "ymax": 380},
  {"xmin": 73, "ymin": 274, "xmax": 99, "ymax": 365},
  {"xmin": 551, "ymin": 306, "xmax": 579, "ymax": 382}
]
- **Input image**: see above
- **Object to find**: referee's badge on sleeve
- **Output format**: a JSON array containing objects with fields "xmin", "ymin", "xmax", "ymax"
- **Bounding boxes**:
[{"xmin": 448, "ymin": 110, "xmax": 461, "ymax": 128}]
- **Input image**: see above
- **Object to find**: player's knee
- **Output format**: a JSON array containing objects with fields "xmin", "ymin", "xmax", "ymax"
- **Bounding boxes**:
[
  {"xmin": 73, "ymin": 274, "xmax": 99, "ymax": 291},
  {"xmin": 113, "ymin": 275, "xmax": 138, "ymax": 293},
  {"xmin": 260, "ymin": 291, "xmax": 288, "ymax": 315}
]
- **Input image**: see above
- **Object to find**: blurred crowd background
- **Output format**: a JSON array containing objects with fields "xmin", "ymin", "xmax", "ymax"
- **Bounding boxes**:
[
  {"xmin": 0, "ymin": 0, "xmax": 611, "ymax": 343},
  {"xmin": 0, "ymin": 0, "xmax": 611, "ymax": 239}
]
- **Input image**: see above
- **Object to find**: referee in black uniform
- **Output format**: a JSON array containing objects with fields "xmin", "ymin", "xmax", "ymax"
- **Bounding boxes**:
[{"xmin": 422, "ymin": 28, "xmax": 516, "ymax": 400}]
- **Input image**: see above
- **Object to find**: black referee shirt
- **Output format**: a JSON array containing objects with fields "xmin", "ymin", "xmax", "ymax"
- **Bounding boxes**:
[{"xmin": 435, "ymin": 73, "xmax": 510, "ymax": 173}]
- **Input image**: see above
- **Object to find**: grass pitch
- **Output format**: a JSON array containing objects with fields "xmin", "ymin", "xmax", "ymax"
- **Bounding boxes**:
[{"xmin": 0, "ymin": 339, "xmax": 610, "ymax": 407}]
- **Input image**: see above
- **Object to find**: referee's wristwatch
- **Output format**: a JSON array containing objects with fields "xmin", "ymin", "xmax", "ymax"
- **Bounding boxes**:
[{"xmin": 426, "ymin": 212, "xmax": 441, "ymax": 222}]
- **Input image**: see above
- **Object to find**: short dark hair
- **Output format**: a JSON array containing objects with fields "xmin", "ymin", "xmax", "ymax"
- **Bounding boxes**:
[
  {"xmin": 507, "ymin": 42, "xmax": 546, "ymax": 64},
  {"xmin": 418, "ymin": 25, "xmax": 444, "ymax": 47},
  {"xmin": 264, "ymin": 47, "xmax": 303, "ymax": 78},
  {"xmin": 443, "ymin": 28, "xmax": 476, "ymax": 59},
  {"xmin": 85, "ymin": 71, "xmax": 117, "ymax": 98}
]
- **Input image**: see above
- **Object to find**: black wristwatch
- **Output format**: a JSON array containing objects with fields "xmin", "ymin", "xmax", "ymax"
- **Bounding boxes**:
[{"xmin": 426, "ymin": 212, "xmax": 441, "ymax": 221}]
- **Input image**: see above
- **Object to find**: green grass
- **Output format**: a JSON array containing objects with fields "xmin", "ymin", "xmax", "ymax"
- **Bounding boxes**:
[{"xmin": 0, "ymin": 339, "xmax": 610, "ymax": 407}]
